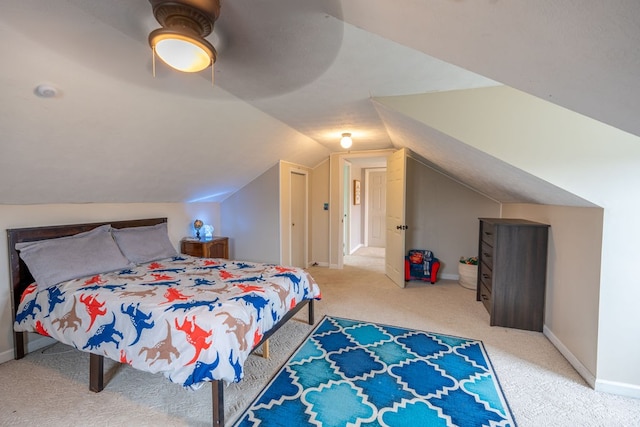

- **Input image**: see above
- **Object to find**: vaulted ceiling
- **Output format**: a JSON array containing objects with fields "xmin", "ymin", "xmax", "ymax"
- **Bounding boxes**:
[{"xmin": 1, "ymin": 1, "xmax": 638, "ymax": 205}]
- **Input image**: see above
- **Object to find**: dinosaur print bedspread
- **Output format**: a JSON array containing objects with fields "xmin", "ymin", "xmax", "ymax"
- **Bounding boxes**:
[{"xmin": 14, "ymin": 255, "xmax": 321, "ymax": 389}]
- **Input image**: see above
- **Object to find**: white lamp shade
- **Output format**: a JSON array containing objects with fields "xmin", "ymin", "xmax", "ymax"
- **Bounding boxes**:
[
  {"xmin": 150, "ymin": 29, "xmax": 215, "ymax": 73},
  {"xmin": 340, "ymin": 133, "xmax": 353, "ymax": 149}
]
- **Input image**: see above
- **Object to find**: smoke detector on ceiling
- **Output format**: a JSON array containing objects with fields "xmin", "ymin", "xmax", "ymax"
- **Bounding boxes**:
[{"xmin": 34, "ymin": 84, "xmax": 59, "ymax": 98}]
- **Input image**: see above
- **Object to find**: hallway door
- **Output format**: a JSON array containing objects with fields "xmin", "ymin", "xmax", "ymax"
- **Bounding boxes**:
[
  {"xmin": 367, "ymin": 169, "xmax": 386, "ymax": 247},
  {"xmin": 385, "ymin": 149, "xmax": 407, "ymax": 288}
]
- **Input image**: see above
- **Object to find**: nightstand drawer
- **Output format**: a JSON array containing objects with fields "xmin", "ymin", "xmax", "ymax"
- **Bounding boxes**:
[
  {"xmin": 181, "ymin": 237, "xmax": 229, "ymax": 259},
  {"xmin": 181, "ymin": 241, "xmax": 206, "ymax": 257}
]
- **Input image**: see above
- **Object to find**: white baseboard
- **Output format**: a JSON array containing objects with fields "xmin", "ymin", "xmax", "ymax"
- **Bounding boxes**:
[
  {"xmin": 0, "ymin": 335, "xmax": 56, "ymax": 365},
  {"xmin": 349, "ymin": 244, "xmax": 363, "ymax": 255},
  {"xmin": 0, "ymin": 348, "xmax": 13, "ymax": 364},
  {"xmin": 595, "ymin": 379, "xmax": 640, "ymax": 399},
  {"xmin": 545, "ymin": 326, "xmax": 640, "ymax": 398},
  {"xmin": 543, "ymin": 325, "xmax": 596, "ymax": 388},
  {"xmin": 440, "ymin": 273, "xmax": 459, "ymax": 281}
]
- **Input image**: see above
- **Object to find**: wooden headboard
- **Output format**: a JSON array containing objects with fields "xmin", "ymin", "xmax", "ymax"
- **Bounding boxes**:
[{"xmin": 7, "ymin": 217, "xmax": 167, "ymax": 358}]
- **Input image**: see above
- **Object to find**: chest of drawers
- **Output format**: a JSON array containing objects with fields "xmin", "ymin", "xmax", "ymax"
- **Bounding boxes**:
[{"xmin": 477, "ymin": 218, "xmax": 549, "ymax": 331}]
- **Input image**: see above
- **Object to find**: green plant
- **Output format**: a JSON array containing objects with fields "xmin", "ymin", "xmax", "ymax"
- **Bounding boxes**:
[{"xmin": 459, "ymin": 256, "xmax": 478, "ymax": 265}]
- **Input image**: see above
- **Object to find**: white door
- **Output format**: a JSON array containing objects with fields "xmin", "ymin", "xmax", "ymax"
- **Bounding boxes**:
[
  {"xmin": 367, "ymin": 170, "xmax": 386, "ymax": 247},
  {"xmin": 290, "ymin": 171, "xmax": 307, "ymax": 268},
  {"xmin": 385, "ymin": 149, "xmax": 407, "ymax": 288}
]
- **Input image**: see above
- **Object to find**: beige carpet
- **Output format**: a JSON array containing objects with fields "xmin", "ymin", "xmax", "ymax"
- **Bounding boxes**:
[{"xmin": 1, "ymin": 248, "xmax": 639, "ymax": 426}]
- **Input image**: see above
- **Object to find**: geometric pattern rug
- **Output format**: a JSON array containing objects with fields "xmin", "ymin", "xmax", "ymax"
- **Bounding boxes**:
[{"xmin": 233, "ymin": 316, "xmax": 517, "ymax": 426}]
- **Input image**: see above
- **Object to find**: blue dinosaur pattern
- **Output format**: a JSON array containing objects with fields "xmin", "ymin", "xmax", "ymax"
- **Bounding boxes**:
[{"xmin": 121, "ymin": 303, "xmax": 155, "ymax": 345}]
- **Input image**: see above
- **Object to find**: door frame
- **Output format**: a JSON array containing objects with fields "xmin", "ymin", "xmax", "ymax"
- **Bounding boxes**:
[{"xmin": 328, "ymin": 149, "xmax": 394, "ymax": 269}]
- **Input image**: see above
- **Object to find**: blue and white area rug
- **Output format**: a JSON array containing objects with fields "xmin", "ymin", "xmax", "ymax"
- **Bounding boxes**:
[{"xmin": 234, "ymin": 316, "xmax": 516, "ymax": 426}]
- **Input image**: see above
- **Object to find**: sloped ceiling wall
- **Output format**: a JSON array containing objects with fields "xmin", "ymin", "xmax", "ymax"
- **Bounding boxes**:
[{"xmin": 1, "ymin": 1, "xmax": 639, "ymax": 205}]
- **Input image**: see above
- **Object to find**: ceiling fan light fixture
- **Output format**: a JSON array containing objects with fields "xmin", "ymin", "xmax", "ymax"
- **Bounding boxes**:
[
  {"xmin": 149, "ymin": 28, "xmax": 216, "ymax": 72},
  {"xmin": 148, "ymin": 0, "xmax": 220, "ymax": 76},
  {"xmin": 340, "ymin": 132, "xmax": 353, "ymax": 149}
]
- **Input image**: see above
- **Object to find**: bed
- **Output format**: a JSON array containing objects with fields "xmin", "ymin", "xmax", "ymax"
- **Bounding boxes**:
[{"xmin": 8, "ymin": 218, "xmax": 320, "ymax": 426}]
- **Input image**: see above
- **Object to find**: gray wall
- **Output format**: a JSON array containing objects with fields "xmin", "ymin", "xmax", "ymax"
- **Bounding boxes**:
[
  {"xmin": 405, "ymin": 155, "xmax": 500, "ymax": 277},
  {"xmin": 221, "ymin": 164, "xmax": 280, "ymax": 263},
  {"xmin": 310, "ymin": 159, "xmax": 330, "ymax": 266}
]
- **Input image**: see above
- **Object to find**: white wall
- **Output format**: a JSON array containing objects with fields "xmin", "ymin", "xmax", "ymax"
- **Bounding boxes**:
[
  {"xmin": 377, "ymin": 85, "xmax": 640, "ymax": 396},
  {"xmin": 220, "ymin": 164, "xmax": 280, "ymax": 263},
  {"xmin": 0, "ymin": 202, "xmax": 220, "ymax": 363},
  {"xmin": 503, "ymin": 203, "xmax": 603, "ymax": 385}
]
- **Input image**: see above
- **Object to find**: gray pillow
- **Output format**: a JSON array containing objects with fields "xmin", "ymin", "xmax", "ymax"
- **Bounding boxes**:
[
  {"xmin": 111, "ymin": 222, "xmax": 178, "ymax": 264},
  {"xmin": 15, "ymin": 224, "xmax": 132, "ymax": 290}
]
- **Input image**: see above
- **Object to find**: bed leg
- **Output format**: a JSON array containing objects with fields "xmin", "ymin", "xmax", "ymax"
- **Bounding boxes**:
[
  {"xmin": 212, "ymin": 380, "xmax": 224, "ymax": 426},
  {"xmin": 14, "ymin": 331, "xmax": 26, "ymax": 359},
  {"xmin": 89, "ymin": 353, "xmax": 104, "ymax": 392},
  {"xmin": 308, "ymin": 299, "xmax": 315, "ymax": 325}
]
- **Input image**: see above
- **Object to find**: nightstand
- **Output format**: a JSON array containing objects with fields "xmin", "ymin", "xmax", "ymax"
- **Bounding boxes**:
[{"xmin": 180, "ymin": 237, "xmax": 229, "ymax": 259}]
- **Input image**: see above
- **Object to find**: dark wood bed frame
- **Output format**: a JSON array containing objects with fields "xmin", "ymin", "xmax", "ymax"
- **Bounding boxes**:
[{"xmin": 7, "ymin": 217, "xmax": 315, "ymax": 426}]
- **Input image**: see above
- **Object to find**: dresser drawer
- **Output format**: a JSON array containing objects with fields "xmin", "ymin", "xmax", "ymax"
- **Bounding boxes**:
[
  {"xmin": 479, "ymin": 262, "xmax": 493, "ymax": 291},
  {"xmin": 480, "ymin": 241, "xmax": 494, "ymax": 267},
  {"xmin": 479, "ymin": 284, "xmax": 492, "ymax": 313},
  {"xmin": 480, "ymin": 222, "xmax": 495, "ymax": 246}
]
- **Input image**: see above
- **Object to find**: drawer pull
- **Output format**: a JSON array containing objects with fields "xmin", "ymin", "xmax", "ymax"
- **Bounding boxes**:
[
  {"xmin": 482, "ymin": 273, "xmax": 490, "ymax": 279},
  {"xmin": 484, "ymin": 231, "xmax": 493, "ymax": 236},
  {"xmin": 483, "ymin": 252, "xmax": 492, "ymax": 257},
  {"xmin": 481, "ymin": 295, "xmax": 489, "ymax": 301}
]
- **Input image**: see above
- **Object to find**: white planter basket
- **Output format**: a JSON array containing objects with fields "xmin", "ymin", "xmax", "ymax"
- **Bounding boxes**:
[{"xmin": 458, "ymin": 263, "xmax": 478, "ymax": 290}]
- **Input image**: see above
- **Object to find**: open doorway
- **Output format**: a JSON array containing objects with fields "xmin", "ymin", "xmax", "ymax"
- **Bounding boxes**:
[
  {"xmin": 328, "ymin": 149, "xmax": 393, "ymax": 269},
  {"xmin": 343, "ymin": 157, "xmax": 387, "ymax": 268}
]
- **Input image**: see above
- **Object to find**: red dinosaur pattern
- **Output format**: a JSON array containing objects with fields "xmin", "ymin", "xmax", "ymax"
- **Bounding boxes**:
[
  {"xmin": 21, "ymin": 283, "xmax": 37, "ymax": 303},
  {"xmin": 83, "ymin": 275, "xmax": 106, "ymax": 286},
  {"xmin": 253, "ymin": 328, "xmax": 263, "ymax": 348},
  {"xmin": 163, "ymin": 288, "xmax": 190, "ymax": 303},
  {"xmin": 219, "ymin": 270, "xmax": 239, "ymax": 280},
  {"xmin": 151, "ymin": 273, "xmax": 174, "ymax": 281},
  {"xmin": 175, "ymin": 316, "xmax": 213, "ymax": 365},
  {"xmin": 14, "ymin": 256, "xmax": 321, "ymax": 388},
  {"xmin": 120, "ymin": 349, "xmax": 132, "ymax": 365},
  {"xmin": 237, "ymin": 284, "xmax": 265, "ymax": 293},
  {"xmin": 35, "ymin": 320, "xmax": 49, "ymax": 336},
  {"xmin": 79, "ymin": 294, "xmax": 107, "ymax": 331}
]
